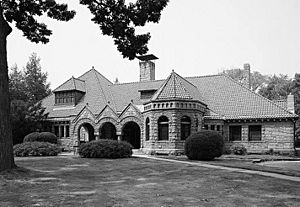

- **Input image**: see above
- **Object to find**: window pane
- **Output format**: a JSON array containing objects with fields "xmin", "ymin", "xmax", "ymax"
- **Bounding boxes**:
[
  {"xmin": 211, "ymin": 125, "xmax": 215, "ymax": 130},
  {"xmin": 249, "ymin": 125, "xmax": 261, "ymax": 141},
  {"xmin": 229, "ymin": 125, "xmax": 241, "ymax": 141}
]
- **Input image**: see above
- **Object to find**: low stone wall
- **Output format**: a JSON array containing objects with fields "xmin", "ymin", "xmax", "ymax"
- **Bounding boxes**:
[
  {"xmin": 58, "ymin": 138, "xmax": 76, "ymax": 152},
  {"xmin": 143, "ymin": 140, "xmax": 185, "ymax": 155}
]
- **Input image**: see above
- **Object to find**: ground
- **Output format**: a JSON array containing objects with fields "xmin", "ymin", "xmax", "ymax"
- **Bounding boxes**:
[{"xmin": 0, "ymin": 155, "xmax": 299, "ymax": 207}]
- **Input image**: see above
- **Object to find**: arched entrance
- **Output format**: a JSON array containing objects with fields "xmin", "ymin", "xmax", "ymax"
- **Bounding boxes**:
[
  {"xmin": 122, "ymin": 121, "xmax": 141, "ymax": 149},
  {"xmin": 100, "ymin": 122, "xmax": 117, "ymax": 140},
  {"xmin": 78, "ymin": 123, "xmax": 95, "ymax": 144}
]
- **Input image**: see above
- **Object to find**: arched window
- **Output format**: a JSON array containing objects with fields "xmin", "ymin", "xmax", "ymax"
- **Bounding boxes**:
[
  {"xmin": 145, "ymin": 118, "xmax": 150, "ymax": 141},
  {"xmin": 181, "ymin": 116, "xmax": 191, "ymax": 140},
  {"xmin": 158, "ymin": 116, "xmax": 169, "ymax": 140}
]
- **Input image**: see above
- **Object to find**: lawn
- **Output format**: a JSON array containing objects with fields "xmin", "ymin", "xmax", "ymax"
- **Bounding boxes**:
[{"xmin": 0, "ymin": 156, "xmax": 299, "ymax": 207}]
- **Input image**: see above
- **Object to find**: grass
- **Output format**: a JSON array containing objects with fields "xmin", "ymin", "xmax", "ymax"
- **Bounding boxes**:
[{"xmin": 0, "ymin": 156, "xmax": 299, "ymax": 207}]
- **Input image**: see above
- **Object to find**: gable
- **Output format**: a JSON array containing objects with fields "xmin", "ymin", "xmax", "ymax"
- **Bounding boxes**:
[
  {"xmin": 96, "ymin": 105, "xmax": 118, "ymax": 121},
  {"xmin": 72, "ymin": 106, "xmax": 96, "ymax": 123},
  {"xmin": 119, "ymin": 103, "xmax": 141, "ymax": 120}
]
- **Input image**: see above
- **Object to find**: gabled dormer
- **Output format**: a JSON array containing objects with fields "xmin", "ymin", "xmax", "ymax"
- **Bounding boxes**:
[{"xmin": 53, "ymin": 76, "xmax": 86, "ymax": 105}]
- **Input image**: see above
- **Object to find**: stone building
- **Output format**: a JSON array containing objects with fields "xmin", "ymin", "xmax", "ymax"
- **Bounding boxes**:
[{"xmin": 41, "ymin": 55, "xmax": 298, "ymax": 154}]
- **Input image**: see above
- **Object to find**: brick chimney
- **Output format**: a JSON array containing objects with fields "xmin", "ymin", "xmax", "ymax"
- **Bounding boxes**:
[
  {"xmin": 287, "ymin": 94, "xmax": 295, "ymax": 113},
  {"xmin": 243, "ymin": 63, "xmax": 251, "ymax": 89},
  {"xmin": 137, "ymin": 54, "xmax": 158, "ymax": 82}
]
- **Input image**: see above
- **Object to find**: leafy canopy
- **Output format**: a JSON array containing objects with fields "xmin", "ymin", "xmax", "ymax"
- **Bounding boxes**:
[{"xmin": 1, "ymin": 0, "xmax": 169, "ymax": 59}]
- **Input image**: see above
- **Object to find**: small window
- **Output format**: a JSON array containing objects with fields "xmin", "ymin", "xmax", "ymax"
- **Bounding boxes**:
[
  {"xmin": 60, "ymin": 126, "xmax": 64, "ymax": 137},
  {"xmin": 145, "ymin": 118, "xmax": 150, "ymax": 141},
  {"xmin": 229, "ymin": 125, "xmax": 242, "ymax": 141},
  {"xmin": 204, "ymin": 125, "xmax": 208, "ymax": 130},
  {"xmin": 158, "ymin": 116, "xmax": 169, "ymax": 140},
  {"xmin": 181, "ymin": 116, "xmax": 191, "ymax": 140},
  {"xmin": 211, "ymin": 125, "xmax": 215, "ymax": 131},
  {"xmin": 217, "ymin": 125, "xmax": 220, "ymax": 131},
  {"xmin": 249, "ymin": 125, "xmax": 262, "ymax": 141}
]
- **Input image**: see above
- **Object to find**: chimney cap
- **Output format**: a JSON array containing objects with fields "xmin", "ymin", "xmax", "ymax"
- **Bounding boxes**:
[{"xmin": 137, "ymin": 54, "xmax": 158, "ymax": 61}]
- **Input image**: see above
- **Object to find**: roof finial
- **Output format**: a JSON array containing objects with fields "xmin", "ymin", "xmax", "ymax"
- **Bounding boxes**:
[
  {"xmin": 172, "ymin": 69, "xmax": 175, "ymax": 73},
  {"xmin": 92, "ymin": 66, "xmax": 95, "ymax": 70}
]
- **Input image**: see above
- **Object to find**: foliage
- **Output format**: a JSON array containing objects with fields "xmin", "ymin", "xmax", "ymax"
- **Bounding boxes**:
[
  {"xmin": 184, "ymin": 130, "xmax": 224, "ymax": 161},
  {"xmin": 13, "ymin": 142, "xmax": 60, "ymax": 157},
  {"xmin": 80, "ymin": 0, "xmax": 169, "ymax": 59},
  {"xmin": 229, "ymin": 144, "xmax": 247, "ymax": 155},
  {"xmin": 23, "ymin": 132, "xmax": 58, "ymax": 144},
  {"xmin": 24, "ymin": 53, "xmax": 51, "ymax": 103},
  {"xmin": 79, "ymin": 140, "xmax": 133, "ymax": 159},
  {"xmin": 222, "ymin": 68, "xmax": 268, "ymax": 91},
  {"xmin": 9, "ymin": 56, "xmax": 50, "ymax": 145},
  {"xmin": 258, "ymin": 74, "xmax": 292, "ymax": 100}
]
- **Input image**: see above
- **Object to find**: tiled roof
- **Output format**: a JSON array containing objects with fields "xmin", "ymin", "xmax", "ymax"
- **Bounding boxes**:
[
  {"xmin": 151, "ymin": 71, "xmax": 206, "ymax": 104},
  {"xmin": 53, "ymin": 77, "xmax": 85, "ymax": 92},
  {"xmin": 42, "ymin": 68, "xmax": 298, "ymax": 120},
  {"xmin": 42, "ymin": 68, "xmax": 115, "ymax": 118},
  {"xmin": 187, "ymin": 75, "xmax": 297, "ymax": 119}
]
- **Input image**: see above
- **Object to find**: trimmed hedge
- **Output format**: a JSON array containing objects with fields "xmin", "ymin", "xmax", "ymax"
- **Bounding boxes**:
[
  {"xmin": 23, "ymin": 132, "xmax": 58, "ymax": 144},
  {"xmin": 184, "ymin": 130, "xmax": 224, "ymax": 161},
  {"xmin": 14, "ymin": 142, "xmax": 61, "ymax": 157},
  {"xmin": 230, "ymin": 144, "xmax": 247, "ymax": 155},
  {"xmin": 79, "ymin": 139, "xmax": 133, "ymax": 158}
]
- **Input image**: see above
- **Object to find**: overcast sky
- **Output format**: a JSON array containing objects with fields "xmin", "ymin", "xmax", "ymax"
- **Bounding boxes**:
[{"xmin": 7, "ymin": 0, "xmax": 300, "ymax": 89}]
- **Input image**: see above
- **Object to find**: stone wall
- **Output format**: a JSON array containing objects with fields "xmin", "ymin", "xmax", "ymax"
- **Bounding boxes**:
[
  {"xmin": 142, "ymin": 108, "xmax": 203, "ymax": 154},
  {"xmin": 223, "ymin": 121, "xmax": 295, "ymax": 154}
]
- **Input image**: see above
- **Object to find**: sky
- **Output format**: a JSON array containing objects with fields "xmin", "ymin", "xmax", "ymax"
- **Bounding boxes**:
[{"xmin": 7, "ymin": 0, "xmax": 300, "ymax": 89}]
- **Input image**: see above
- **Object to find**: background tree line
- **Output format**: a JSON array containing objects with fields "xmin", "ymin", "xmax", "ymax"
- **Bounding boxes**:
[
  {"xmin": 223, "ymin": 68, "xmax": 300, "ymax": 142},
  {"xmin": 9, "ymin": 53, "xmax": 50, "ymax": 145}
]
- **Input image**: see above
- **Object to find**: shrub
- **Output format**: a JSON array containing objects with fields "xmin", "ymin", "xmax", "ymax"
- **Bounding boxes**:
[
  {"xmin": 184, "ymin": 130, "xmax": 224, "ymax": 161},
  {"xmin": 230, "ymin": 144, "xmax": 247, "ymax": 155},
  {"xmin": 14, "ymin": 142, "xmax": 61, "ymax": 157},
  {"xmin": 79, "ymin": 139, "xmax": 133, "ymax": 158},
  {"xmin": 23, "ymin": 132, "xmax": 58, "ymax": 144}
]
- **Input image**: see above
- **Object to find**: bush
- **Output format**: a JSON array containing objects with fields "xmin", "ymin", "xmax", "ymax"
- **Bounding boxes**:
[
  {"xmin": 14, "ymin": 142, "xmax": 61, "ymax": 157},
  {"xmin": 79, "ymin": 139, "xmax": 133, "ymax": 158},
  {"xmin": 23, "ymin": 132, "xmax": 58, "ymax": 144},
  {"xmin": 230, "ymin": 144, "xmax": 247, "ymax": 155},
  {"xmin": 184, "ymin": 130, "xmax": 224, "ymax": 161}
]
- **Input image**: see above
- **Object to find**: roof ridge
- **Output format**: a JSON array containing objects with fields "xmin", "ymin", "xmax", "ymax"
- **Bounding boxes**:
[
  {"xmin": 93, "ymin": 69, "xmax": 109, "ymax": 104},
  {"xmin": 223, "ymin": 74, "xmax": 297, "ymax": 116},
  {"xmin": 53, "ymin": 77, "xmax": 73, "ymax": 91},
  {"xmin": 72, "ymin": 76, "xmax": 76, "ymax": 90}
]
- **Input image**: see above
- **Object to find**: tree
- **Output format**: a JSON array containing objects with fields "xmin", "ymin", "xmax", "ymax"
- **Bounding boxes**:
[
  {"xmin": 24, "ymin": 53, "xmax": 51, "ymax": 103},
  {"xmin": 222, "ymin": 68, "xmax": 268, "ymax": 91},
  {"xmin": 9, "ymin": 57, "xmax": 50, "ymax": 145},
  {"xmin": 0, "ymin": 1, "xmax": 168, "ymax": 171},
  {"xmin": 258, "ymin": 74, "xmax": 292, "ymax": 100}
]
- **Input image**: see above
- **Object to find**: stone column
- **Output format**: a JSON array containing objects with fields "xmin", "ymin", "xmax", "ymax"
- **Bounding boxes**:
[
  {"xmin": 64, "ymin": 125, "xmax": 67, "ymax": 138},
  {"xmin": 52, "ymin": 125, "xmax": 55, "ymax": 134},
  {"xmin": 58, "ymin": 125, "xmax": 62, "ymax": 138},
  {"xmin": 117, "ymin": 131, "xmax": 122, "ymax": 141},
  {"xmin": 94, "ymin": 132, "xmax": 100, "ymax": 140}
]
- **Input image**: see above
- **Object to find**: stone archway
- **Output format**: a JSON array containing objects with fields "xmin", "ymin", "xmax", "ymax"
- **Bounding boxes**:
[
  {"xmin": 78, "ymin": 123, "xmax": 95, "ymax": 144},
  {"xmin": 99, "ymin": 122, "xmax": 117, "ymax": 140},
  {"xmin": 122, "ymin": 121, "xmax": 141, "ymax": 149}
]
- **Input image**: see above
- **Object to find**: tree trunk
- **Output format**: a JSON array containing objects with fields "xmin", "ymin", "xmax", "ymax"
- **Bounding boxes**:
[{"xmin": 0, "ymin": 10, "xmax": 15, "ymax": 171}]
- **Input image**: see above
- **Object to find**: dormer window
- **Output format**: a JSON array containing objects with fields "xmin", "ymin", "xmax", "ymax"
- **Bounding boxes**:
[
  {"xmin": 139, "ymin": 89, "xmax": 157, "ymax": 100},
  {"xmin": 55, "ymin": 91, "xmax": 75, "ymax": 104}
]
